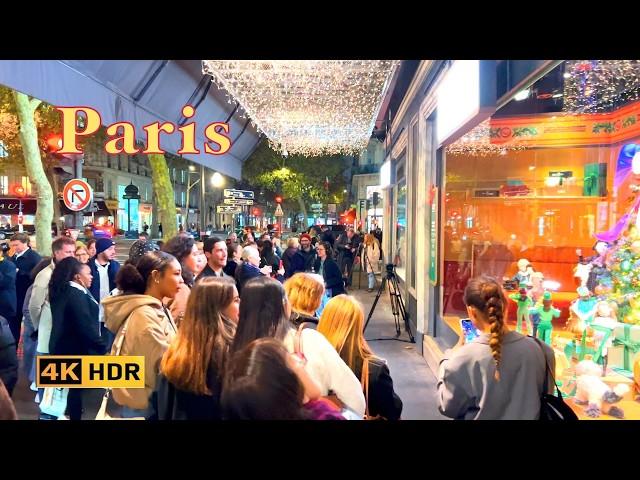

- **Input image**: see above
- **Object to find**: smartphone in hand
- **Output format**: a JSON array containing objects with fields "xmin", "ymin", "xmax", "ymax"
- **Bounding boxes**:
[{"xmin": 460, "ymin": 318, "xmax": 481, "ymax": 343}]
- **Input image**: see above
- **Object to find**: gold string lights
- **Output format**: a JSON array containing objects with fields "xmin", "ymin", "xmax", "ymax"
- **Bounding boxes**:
[
  {"xmin": 446, "ymin": 119, "xmax": 528, "ymax": 157},
  {"xmin": 562, "ymin": 60, "xmax": 640, "ymax": 114},
  {"xmin": 202, "ymin": 60, "xmax": 399, "ymax": 156}
]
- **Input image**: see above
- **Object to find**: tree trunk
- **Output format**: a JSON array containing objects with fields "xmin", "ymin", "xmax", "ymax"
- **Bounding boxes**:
[
  {"xmin": 297, "ymin": 197, "xmax": 308, "ymax": 230},
  {"xmin": 45, "ymin": 165, "xmax": 62, "ymax": 234},
  {"xmin": 13, "ymin": 92, "xmax": 53, "ymax": 255},
  {"xmin": 147, "ymin": 153, "xmax": 177, "ymax": 240}
]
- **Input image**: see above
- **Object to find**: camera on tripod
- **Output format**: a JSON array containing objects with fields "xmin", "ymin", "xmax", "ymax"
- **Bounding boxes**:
[{"xmin": 385, "ymin": 263, "xmax": 395, "ymax": 277}]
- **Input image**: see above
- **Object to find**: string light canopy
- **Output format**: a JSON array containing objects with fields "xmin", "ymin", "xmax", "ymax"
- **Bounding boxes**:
[
  {"xmin": 202, "ymin": 60, "xmax": 399, "ymax": 156},
  {"xmin": 446, "ymin": 119, "xmax": 528, "ymax": 157},
  {"xmin": 563, "ymin": 60, "xmax": 640, "ymax": 114}
]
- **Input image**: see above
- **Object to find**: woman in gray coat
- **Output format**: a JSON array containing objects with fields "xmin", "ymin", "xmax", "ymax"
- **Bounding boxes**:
[{"xmin": 437, "ymin": 276, "xmax": 555, "ymax": 420}]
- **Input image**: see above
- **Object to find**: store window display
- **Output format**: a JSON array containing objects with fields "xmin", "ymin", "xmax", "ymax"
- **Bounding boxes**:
[{"xmin": 440, "ymin": 60, "xmax": 640, "ymax": 419}]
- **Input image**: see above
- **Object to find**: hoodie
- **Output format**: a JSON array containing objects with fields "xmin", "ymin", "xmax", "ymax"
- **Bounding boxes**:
[{"xmin": 102, "ymin": 294, "xmax": 177, "ymax": 410}]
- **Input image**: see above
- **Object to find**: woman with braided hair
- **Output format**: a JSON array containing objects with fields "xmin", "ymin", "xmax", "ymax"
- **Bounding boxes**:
[{"xmin": 437, "ymin": 275, "xmax": 555, "ymax": 420}]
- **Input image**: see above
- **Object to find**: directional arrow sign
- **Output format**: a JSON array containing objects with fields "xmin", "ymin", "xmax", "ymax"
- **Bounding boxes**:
[
  {"xmin": 224, "ymin": 189, "xmax": 254, "ymax": 200},
  {"xmin": 224, "ymin": 198, "xmax": 254, "ymax": 205},
  {"xmin": 217, "ymin": 205, "xmax": 242, "ymax": 214}
]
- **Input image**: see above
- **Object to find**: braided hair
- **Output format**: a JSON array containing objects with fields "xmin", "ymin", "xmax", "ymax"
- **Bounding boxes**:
[{"xmin": 463, "ymin": 276, "xmax": 507, "ymax": 381}]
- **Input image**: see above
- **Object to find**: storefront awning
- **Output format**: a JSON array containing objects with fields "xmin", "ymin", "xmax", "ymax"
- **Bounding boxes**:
[
  {"xmin": 0, "ymin": 197, "xmax": 37, "ymax": 215},
  {"xmin": 0, "ymin": 60, "xmax": 261, "ymax": 179},
  {"xmin": 59, "ymin": 199, "xmax": 111, "ymax": 217}
]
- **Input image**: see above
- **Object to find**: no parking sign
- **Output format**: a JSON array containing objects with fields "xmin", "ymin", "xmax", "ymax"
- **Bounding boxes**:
[{"xmin": 63, "ymin": 179, "xmax": 93, "ymax": 212}]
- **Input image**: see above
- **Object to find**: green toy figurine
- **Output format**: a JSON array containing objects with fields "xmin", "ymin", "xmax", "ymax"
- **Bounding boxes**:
[
  {"xmin": 531, "ymin": 291, "xmax": 561, "ymax": 345},
  {"xmin": 509, "ymin": 283, "xmax": 534, "ymax": 334}
]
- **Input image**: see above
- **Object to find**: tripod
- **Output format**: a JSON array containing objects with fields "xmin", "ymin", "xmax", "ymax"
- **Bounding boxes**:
[{"xmin": 363, "ymin": 264, "xmax": 415, "ymax": 343}]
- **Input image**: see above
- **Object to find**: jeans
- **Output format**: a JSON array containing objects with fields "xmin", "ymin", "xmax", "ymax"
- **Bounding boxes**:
[
  {"xmin": 368, "ymin": 272, "xmax": 376, "ymax": 290},
  {"xmin": 120, "ymin": 405, "xmax": 148, "ymax": 419},
  {"xmin": 341, "ymin": 255, "xmax": 355, "ymax": 286},
  {"xmin": 101, "ymin": 323, "xmax": 115, "ymax": 353},
  {"xmin": 66, "ymin": 388, "xmax": 84, "ymax": 420},
  {"xmin": 8, "ymin": 315, "xmax": 22, "ymax": 345}
]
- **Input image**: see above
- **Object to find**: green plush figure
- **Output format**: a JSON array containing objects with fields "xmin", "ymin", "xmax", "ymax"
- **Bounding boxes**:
[
  {"xmin": 509, "ymin": 284, "xmax": 534, "ymax": 334},
  {"xmin": 531, "ymin": 291, "xmax": 561, "ymax": 345}
]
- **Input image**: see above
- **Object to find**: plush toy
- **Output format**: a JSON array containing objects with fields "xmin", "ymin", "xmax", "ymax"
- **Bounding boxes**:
[
  {"xmin": 511, "ymin": 258, "xmax": 533, "ymax": 287},
  {"xmin": 531, "ymin": 291, "xmax": 560, "ymax": 345},
  {"xmin": 574, "ymin": 262, "xmax": 593, "ymax": 289},
  {"xmin": 576, "ymin": 242, "xmax": 613, "ymax": 293},
  {"xmin": 530, "ymin": 271, "xmax": 545, "ymax": 303},
  {"xmin": 570, "ymin": 286, "xmax": 598, "ymax": 328},
  {"xmin": 574, "ymin": 360, "xmax": 630, "ymax": 418},
  {"xmin": 509, "ymin": 284, "xmax": 534, "ymax": 335}
]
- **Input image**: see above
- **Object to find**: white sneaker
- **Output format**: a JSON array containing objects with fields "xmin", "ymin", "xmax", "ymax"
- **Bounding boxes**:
[
  {"xmin": 30, "ymin": 381, "xmax": 38, "ymax": 392},
  {"xmin": 34, "ymin": 392, "xmax": 41, "ymax": 403}
]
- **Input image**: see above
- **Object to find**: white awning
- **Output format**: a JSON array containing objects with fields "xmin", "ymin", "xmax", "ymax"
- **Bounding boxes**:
[{"xmin": 0, "ymin": 60, "xmax": 261, "ymax": 179}]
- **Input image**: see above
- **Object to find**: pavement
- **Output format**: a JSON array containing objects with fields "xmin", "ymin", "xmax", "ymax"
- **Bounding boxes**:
[{"xmin": 11, "ymin": 242, "xmax": 447, "ymax": 420}]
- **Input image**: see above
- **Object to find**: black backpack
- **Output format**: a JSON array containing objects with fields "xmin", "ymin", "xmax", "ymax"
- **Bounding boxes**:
[{"xmin": 533, "ymin": 337, "xmax": 578, "ymax": 421}]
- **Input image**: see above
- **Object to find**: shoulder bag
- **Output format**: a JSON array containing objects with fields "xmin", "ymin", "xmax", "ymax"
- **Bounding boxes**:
[
  {"xmin": 96, "ymin": 314, "xmax": 144, "ymax": 420},
  {"xmin": 533, "ymin": 337, "xmax": 578, "ymax": 421}
]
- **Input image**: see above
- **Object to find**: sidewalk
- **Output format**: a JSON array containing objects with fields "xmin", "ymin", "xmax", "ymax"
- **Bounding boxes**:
[{"xmin": 348, "ymin": 282, "xmax": 448, "ymax": 420}]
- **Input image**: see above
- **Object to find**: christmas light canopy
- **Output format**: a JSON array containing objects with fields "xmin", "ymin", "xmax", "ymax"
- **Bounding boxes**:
[
  {"xmin": 562, "ymin": 60, "xmax": 640, "ymax": 114},
  {"xmin": 202, "ymin": 60, "xmax": 399, "ymax": 156},
  {"xmin": 446, "ymin": 119, "xmax": 528, "ymax": 157}
]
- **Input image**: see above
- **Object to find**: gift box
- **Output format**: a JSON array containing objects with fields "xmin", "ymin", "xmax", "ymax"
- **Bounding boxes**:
[{"xmin": 609, "ymin": 323, "xmax": 640, "ymax": 373}]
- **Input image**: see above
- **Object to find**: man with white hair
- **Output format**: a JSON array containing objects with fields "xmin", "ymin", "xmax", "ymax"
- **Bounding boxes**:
[{"xmin": 236, "ymin": 245, "xmax": 271, "ymax": 293}]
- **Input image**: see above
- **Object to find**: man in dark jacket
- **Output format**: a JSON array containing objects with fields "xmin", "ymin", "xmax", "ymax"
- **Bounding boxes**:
[
  {"xmin": 282, "ymin": 238, "xmax": 305, "ymax": 279},
  {"xmin": 236, "ymin": 245, "xmax": 266, "ymax": 294},
  {"xmin": 9, "ymin": 233, "xmax": 41, "ymax": 344},
  {"xmin": 298, "ymin": 233, "xmax": 317, "ymax": 272},
  {"xmin": 88, "ymin": 238, "xmax": 120, "ymax": 349},
  {"xmin": 0, "ymin": 245, "xmax": 17, "ymax": 340},
  {"xmin": 320, "ymin": 226, "xmax": 335, "ymax": 250},
  {"xmin": 335, "ymin": 228, "xmax": 360, "ymax": 287},
  {"xmin": 0, "ymin": 314, "xmax": 18, "ymax": 396}
]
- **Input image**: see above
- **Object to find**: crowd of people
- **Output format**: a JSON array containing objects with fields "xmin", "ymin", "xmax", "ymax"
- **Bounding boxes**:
[
  {"xmin": 0, "ymin": 226, "xmax": 403, "ymax": 421},
  {"xmin": 0, "ymin": 225, "xmax": 558, "ymax": 421}
]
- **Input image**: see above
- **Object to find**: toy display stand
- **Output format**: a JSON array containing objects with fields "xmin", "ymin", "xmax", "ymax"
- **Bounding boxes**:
[{"xmin": 551, "ymin": 331, "xmax": 640, "ymax": 420}]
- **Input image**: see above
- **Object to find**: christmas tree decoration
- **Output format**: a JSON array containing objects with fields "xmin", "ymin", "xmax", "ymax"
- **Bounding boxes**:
[{"xmin": 201, "ymin": 60, "xmax": 399, "ymax": 156}]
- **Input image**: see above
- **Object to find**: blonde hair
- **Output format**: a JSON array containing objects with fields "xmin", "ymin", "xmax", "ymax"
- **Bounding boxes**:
[
  {"xmin": 287, "ymin": 237, "xmax": 299, "ymax": 249},
  {"xmin": 284, "ymin": 273, "xmax": 325, "ymax": 315},
  {"xmin": 317, "ymin": 294, "xmax": 376, "ymax": 380}
]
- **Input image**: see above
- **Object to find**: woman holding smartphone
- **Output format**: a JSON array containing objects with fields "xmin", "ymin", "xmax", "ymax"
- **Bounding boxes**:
[{"xmin": 437, "ymin": 276, "xmax": 555, "ymax": 420}]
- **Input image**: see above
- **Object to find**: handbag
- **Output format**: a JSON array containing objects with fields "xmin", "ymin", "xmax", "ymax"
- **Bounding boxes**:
[
  {"xmin": 39, "ymin": 387, "xmax": 69, "ymax": 418},
  {"xmin": 96, "ymin": 314, "xmax": 145, "ymax": 420},
  {"xmin": 533, "ymin": 337, "xmax": 578, "ymax": 421}
]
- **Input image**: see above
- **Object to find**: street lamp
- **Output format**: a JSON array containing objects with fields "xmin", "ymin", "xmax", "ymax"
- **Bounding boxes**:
[{"xmin": 210, "ymin": 172, "xmax": 225, "ymax": 230}]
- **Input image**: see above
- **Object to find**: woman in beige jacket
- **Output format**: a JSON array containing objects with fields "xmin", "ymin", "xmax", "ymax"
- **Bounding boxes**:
[
  {"xmin": 102, "ymin": 251, "xmax": 183, "ymax": 418},
  {"xmin": 363, "ymin": 234, "xmax": 381, "ymax": 292}
]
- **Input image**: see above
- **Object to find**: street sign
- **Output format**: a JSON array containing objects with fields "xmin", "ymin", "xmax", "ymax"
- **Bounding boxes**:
[
  {"xmin": 217, "ymin": 205, "xmax": 242, "ymax": 214},
  {"xmin": 224, "ymin": 189, "xmax": 254, "ymax": 200},
  {"xmin": 224, "ymin": 198, "xmax": 254, "ymax": 205},
  {"xmin": 63, "ymin": 179, "xmax": 93, "ymax": 212},
  {"xmin": 274, "ymin": 204, "xmax": 284, "ymax": 217},
  {"xmin": 311, "ymin": 203, "xmax": 322, "ymax": 209}
]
